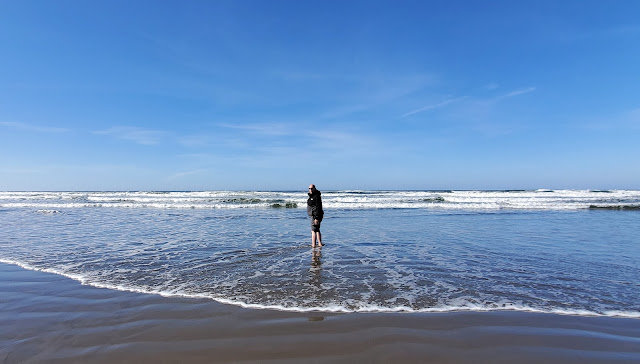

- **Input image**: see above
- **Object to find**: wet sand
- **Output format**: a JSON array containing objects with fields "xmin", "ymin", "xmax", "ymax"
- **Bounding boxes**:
[{"xmin": 1, "ymin": 262, "xmax": 639, "ymax": 363}]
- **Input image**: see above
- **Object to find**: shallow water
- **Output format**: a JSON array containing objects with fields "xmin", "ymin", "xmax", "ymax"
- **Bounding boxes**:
[{"xmin": 1, "ymin": 191, "xmax": 639, "ymax": 317}]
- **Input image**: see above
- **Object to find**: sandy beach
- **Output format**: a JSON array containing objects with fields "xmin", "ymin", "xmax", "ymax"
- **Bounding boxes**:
[{"xmin": 1, "ymin": 262, "xmax": 638, "ymax": 363}]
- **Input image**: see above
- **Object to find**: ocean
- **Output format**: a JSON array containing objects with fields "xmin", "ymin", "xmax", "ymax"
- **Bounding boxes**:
[{"xmin": 1, "ymin": 190, "xmax": 639, "ymax": 317}]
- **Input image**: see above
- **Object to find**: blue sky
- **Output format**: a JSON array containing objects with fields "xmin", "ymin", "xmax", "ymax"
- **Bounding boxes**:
[{"xmin": 1, "ymin": 0, "xmax": 639, "ymax": 191}]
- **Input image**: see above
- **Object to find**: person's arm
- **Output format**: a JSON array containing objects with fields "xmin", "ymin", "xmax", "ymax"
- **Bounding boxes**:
[
  {"xmin": 311, "ymin": 197, "xmax": 319, "ymax": 223},
  {"xmin": 316, "ymin": 196, "xmax": 323, "ymax": 219}
]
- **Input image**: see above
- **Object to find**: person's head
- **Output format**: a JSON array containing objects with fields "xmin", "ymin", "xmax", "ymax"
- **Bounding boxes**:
[{"xmin": 308, "ymin": 184, "xmax": 316, "ymax": 193}]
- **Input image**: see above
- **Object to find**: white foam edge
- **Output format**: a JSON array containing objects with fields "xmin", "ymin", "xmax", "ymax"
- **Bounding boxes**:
[
  {"xmin": 0, "ymin": 202, "xmax": 619, "ymax": 211},
  {"xmin": 1, "ymin": 258, "xmax": 639, "ymax": 319}
]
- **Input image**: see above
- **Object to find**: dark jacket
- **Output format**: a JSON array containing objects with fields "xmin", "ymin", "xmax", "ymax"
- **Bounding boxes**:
[{"xmin": 307, "ymin": 190, "xmax": 323, "ymax": 220}]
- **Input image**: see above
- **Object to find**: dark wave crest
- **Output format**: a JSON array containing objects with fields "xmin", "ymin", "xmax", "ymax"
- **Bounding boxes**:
[{"xmin": 589, "ymin": 205, "xmax": 640, "ymax": 210}]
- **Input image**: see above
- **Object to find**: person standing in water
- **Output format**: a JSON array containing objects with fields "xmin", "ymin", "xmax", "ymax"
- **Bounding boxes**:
[{"xmin": 307, "ymin": 184, "xmax": 324, "ymax": 248}]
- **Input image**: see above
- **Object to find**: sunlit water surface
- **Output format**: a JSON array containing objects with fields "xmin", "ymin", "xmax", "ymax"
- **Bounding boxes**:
[{"xmin": 1, "ymin": 191, "xmax": 639, "ymax": 317}]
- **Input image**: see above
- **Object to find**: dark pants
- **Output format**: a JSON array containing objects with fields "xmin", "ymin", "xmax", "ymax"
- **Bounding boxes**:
[{"xmin": 311, "ymin": 217, "xmax": 322, "ymax": 232}]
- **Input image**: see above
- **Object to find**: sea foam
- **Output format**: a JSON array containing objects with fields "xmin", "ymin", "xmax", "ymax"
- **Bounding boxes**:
[{"xmin": 1, "ymin": 190, "xmax": 639, "ymax": 210}]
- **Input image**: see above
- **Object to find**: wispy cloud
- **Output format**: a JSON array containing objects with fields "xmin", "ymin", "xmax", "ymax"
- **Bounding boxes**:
[
  {"xmin": 0, "ymin": 167, "xmax": 47, "ymax": 174},
  {"xmin": 626, "ymin": 108, "xmax": 640, "ymax": 128},
  {"xmin": 583, "ymin": 107, "xmax": 640, "ymax": 130},
  {"xmin": 496, "ymin": 87, "xmax": 536, "ymax": 100},
  {"xmin": 555, "ymin": 24, "xmax": 640, "ymax": 43},
  {"xmin": 0, "ymin": 121, "xmax": 70, "ymax": 133},
  {"xmin": 168, "ymin": 169, "xmax": 209, "ymax": 180},
  {"xmin": 315, "ymin": 103, "xmax": 371, "ymax": 120},
  {"xmin": 177, "ymin": 134, "xmax": 219, "ymax": 148},
  {"xmin": 219, "ymin": 121, "xmax": 373, "ymax": 148},
  {"xmin": 93, "ymin": 126, "xmax": 166, "ymax": 145},
  {"xmin": 601, "ymin": 24, "xmax": 640, "ymax": 37},
  {"xmin": 401, "ymin": 97, "xmax": 467, "ymax": 117},
  {"xmin": 484, "ymin": 83, "xmax": 500, "ymax": 90},
  {"xmin": 217, "ymin": 122, "xmax": 298, "ymax": 136},
  {"xmin": 273, "ymin": 70, "xmax": 349, "ymax": 82},
  {"xmin": 215, "ymin": 120, "xmax": 379, "ymax": 162}
]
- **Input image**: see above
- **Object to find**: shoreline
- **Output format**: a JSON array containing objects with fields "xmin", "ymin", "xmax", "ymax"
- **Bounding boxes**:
[
  {"xmin": 2, "ymin": 262, "xmax": 639, "ymax": 363},
  {"xmin": 3, "ymin": 258, "xmax": 638, "ymax": 318}
]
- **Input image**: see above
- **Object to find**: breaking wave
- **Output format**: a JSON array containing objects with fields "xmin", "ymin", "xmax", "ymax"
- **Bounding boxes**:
[{"xmin": 1, "ymin": 190, "xmax": 639, "ymax": 211}]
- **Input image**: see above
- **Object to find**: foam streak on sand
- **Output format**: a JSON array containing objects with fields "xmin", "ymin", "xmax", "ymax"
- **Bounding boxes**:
[
  {"xmin": 3, "ymin": 257, "xmax": 639, "ymax": 318},
  {"xmin": 2, "ymin": 262, "xmax": 640, "ymax": 363},
  {"xmin": 0, "ymin": 259, "xmax": 640, "ymax": 319},
  {"xmin": 3, "ymin": 257, "xmax": 640, "ymax": 319}
]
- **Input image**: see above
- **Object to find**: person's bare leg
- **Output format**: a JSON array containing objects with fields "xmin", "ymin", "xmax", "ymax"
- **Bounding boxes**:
[
  {"xmin": 317, "ymin": 231, "xmax": 323, "ymax": 247},
  {"xmin": 311, "ymin": 231, "xmax": 317, "ymax": 247}
]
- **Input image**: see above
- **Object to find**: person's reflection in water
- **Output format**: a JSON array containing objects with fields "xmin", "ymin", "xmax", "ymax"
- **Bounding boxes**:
[
  {"xmin": 307, "ymin": 249, "xmax": 326, "ymax": 321},
  {"xmin": 309, "ymin": 248, "xmax": 322, "ymax": 287}
]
